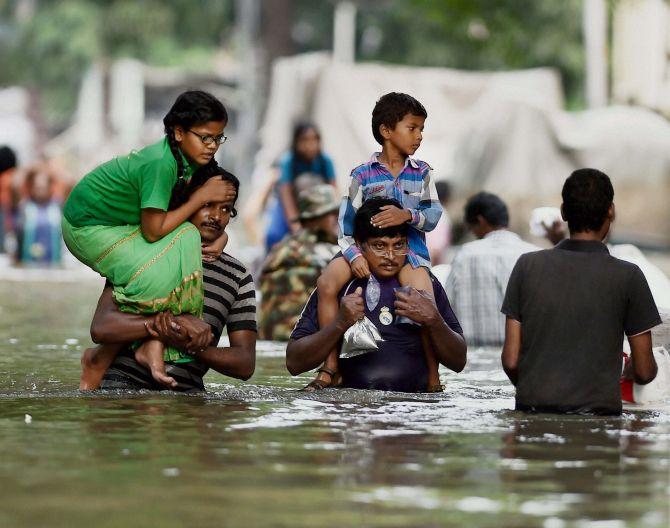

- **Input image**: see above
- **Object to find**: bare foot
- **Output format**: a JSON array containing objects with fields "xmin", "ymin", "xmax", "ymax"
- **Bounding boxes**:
[
  {"xmin": 135, "ymin": 342, "xmax": 178, "ymax": 389},
  {"xmin": 80, "ymin": 345, "xmax": 119, "ymax": 391}
]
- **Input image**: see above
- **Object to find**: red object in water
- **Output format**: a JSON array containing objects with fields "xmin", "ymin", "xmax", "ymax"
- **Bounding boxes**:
[
  {"xmin": 621, "ymin": 378, "xmax": 634, "ymax": 403},
  {"xmin": 621, "ymin": 352, "xmax": 634, "ymax": 403}
]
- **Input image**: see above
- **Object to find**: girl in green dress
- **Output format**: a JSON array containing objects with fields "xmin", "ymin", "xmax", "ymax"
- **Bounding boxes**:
[{"xmin": 62, "ymin": 90, "xmax": 234, "ymax": 389}]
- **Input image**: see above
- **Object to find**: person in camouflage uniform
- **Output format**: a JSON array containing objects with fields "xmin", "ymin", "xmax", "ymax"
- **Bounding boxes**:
[{"xmin": 259, "ymin": 184, "xmax": 340, "ymax": 340}]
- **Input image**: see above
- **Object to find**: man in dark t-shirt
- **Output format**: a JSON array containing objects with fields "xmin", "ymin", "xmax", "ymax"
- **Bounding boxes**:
[
  {"xmin": 286, "ymin": 198, "xmax": 467, "ymax": 392},
  {"xmin": 501, "ymin": 169, "xmax": 661, "ymax": 415}
]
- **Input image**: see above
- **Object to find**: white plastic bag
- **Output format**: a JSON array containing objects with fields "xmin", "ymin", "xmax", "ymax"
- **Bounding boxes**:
[
  {"xmin": 633, "ymin": 347, "xmax": 670, "ymax": 404},
  {"xmin": 341, "ymin": 315, "xmax": 384, "ymax": 358},
  {"xmin": 366, "ymin": 274, "xmax": 380, "ymax": 311},
  {"xmin": 340, "ymin": 277, "xmax": 384, "ymax": 358},
  {"xmin": 529, "ymin": 207, "xmax": 564, "ymax": 237}
]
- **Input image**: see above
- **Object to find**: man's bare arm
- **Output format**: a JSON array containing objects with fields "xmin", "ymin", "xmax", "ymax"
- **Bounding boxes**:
[
  {"xmin": 195, "ymin": 330, "xmax": 256, "ymax": 381},
  {"xmin": 501, "ymin": 317, "xmax": 522, "ymax": 386},
  {"xmin": 90, "ymin": 287, "xmax": 152, "ymax": 344},
  {"xmin": 628, "ymin": 331, "xmax": 657, "ymax": 385},
  {"xmin": 91, "ymin": 287, "xmax": 239, "ymax": 377},
  {"xmin": 285, "ymin": 322, "xmax": 346, "ymax": 376},
  {"xmin": 286, "ymin": 289, "xmax": 364, "ymax": 375},
  {"xmin": 393, "ymin": 289, "xmax": 467, "ymax": 372}
]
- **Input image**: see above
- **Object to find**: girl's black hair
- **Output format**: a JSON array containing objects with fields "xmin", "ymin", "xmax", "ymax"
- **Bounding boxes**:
[
  {"xmin": 291, "ymin": 121, "xmax": 319, "ymax": 154},
  {"xmin": 163, "ymin": 90, "xmax": 228, "ymax": 202},
  {"xmin": 290, "ymin": 121, "xmax": 327, "ymax": 180},
  {"xmin": 168, "ymin": 162, "xmax": 240, "ymax": 217}
]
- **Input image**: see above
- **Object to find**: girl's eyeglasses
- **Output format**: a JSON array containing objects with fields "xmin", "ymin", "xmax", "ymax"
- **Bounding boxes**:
[{"xmin": 188, "ymin": 130, "xmax": 228, "ymax": 145}]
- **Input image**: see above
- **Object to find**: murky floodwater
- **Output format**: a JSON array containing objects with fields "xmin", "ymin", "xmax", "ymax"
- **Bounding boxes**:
[{"xmin": 0, "ymin": 280, "xmax": 669, "ymax": 528}]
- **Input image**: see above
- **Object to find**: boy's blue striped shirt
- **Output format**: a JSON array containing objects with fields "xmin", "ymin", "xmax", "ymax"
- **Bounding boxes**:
[{"xmin": 338, "ymin": 153, "xmax": 442, "ymax": 268}]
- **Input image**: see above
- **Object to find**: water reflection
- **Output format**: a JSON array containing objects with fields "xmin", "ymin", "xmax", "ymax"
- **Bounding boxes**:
[{"xmin": 0, "ymin": 282, "xmax": 669, "ymax": 527}]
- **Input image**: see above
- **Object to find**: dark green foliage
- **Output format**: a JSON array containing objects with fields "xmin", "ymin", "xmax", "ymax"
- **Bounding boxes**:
[
  {"xmin": 0, "ymin": 0, "xmax": 233, "ymax": 130},
  {"xmin": 0, "ymin": 0, "xmax": 587, "ymax": 130},
  {"xmin": 291, "ymin": 0, "xmax": 586, "ymax": 107},
  {"xmin": 357, "ymin": 0, "xmax": 585, "ymax": 107}
]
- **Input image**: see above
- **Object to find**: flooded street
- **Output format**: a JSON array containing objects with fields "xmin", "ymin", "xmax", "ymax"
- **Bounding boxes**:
[{"xmin": 0, "ymin": 280, "xmax": 668, "ymax": 527}]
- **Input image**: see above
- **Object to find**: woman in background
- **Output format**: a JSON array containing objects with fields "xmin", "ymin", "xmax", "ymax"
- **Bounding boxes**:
[{"xmin": 264, "ymin": 122, "xmax": 337, "ymax": 252}]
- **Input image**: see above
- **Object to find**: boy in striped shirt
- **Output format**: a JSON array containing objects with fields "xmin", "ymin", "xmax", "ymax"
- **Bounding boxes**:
[{"xmin": 306, "ymin": 92, "xmax": 443, "ymax": 391}]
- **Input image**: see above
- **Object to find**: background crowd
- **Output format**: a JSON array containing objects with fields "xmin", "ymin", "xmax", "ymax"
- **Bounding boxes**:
[{"xmin": 0, "ymin": 145, "xmax": 69, "ymax": 266}]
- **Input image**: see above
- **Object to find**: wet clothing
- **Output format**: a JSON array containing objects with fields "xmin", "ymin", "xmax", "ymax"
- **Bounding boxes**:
[
  {"xmin": 445, "ymin": 230, "xmax": 539, "ymax": 346},
  {"xmin": 290, "ymin": 274, "xmax": 462, "ymax": 392},
  {"xmin": 259, "ymin": 228, "xmax": 338, "ymax": 341},
  {"xmin": 62, "ymin": 138, "xmax": 203, "ymax": 362},
  {"xmin": 502, "ymin": 239, "xmax": 662, "ymax": 415},
  {"xmin": 100, "ymin": 252, "xmax": 257, "ymax": 392},
  {"xmin": 265, "ymin": 152, "xmax": 336, "ymax": 252},
  {"xmin": 63, "ymin": 219, "xmax": 203, "ymax": 363},
  {"xmin": 339, "ymin": 153, "xmax": 442, "ymax": 268},
  {"xmin": 63, "ymin": 138, "xmax": 198, "ymax": 228},
  {"xmin": 16, "ymin": 200, "xmax": 62, "ymax": 264}
]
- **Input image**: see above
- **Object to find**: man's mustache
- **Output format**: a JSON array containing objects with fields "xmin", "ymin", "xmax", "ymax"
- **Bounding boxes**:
[{"xmin": 201, "ymin": 221, "xmax": 222, "ymax": 231}]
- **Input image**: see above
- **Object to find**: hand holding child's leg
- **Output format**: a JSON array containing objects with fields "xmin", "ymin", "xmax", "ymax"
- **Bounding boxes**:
[
  {"xmin": 398, "ymin": 265, "xmax": 443, "ymax": 392},
  {"xmin": 304, "ymin": 256, "xmax": 354, "ymax": 391},
  {"xmin": 134, "ymin": 339, "xmax": 177, "ymax": 389}
]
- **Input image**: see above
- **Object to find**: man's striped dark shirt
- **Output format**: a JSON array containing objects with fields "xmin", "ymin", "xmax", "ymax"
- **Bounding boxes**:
[{"xmin": 100, "ymin": 252, "xmax": 257, "ymax": 392}]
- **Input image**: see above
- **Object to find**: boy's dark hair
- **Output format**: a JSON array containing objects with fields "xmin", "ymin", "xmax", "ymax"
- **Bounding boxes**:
[
  {"xmin": 371, "ymin": 92, "xmax": 427, "ymax": 145},
  {"xmin": 0, "ymin": 146, "xmax": 17, "ymax": 173},
  {"xmin": 464, "ymin": 192, "xmax": 509, "ymax": 228},
  {"xmin": 354, "ymin": 197, "xmax": 409, "ymax": 243},
  {"xmin": 163, "ymin": 90, "xmax": 228, "ymax": 200},
  {"xmin": 169, "ymin": 162, "xmax": 239, "ymax": 217},
  {"xmin": 561, "ymin": 168, "xmax": 614, "ymax": 233}
]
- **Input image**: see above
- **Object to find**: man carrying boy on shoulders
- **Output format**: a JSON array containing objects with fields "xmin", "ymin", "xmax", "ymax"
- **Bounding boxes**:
[
  {"xmin": 286, "ymin": 198, "xmax": 466, "ymax": 392},
  {"xmin": 310, "ymin": 92, "xmax": 444, "ymax": 391},
  {"xmin": 501, "ymin": 168, "xmax": 660, "ymax": 415}
]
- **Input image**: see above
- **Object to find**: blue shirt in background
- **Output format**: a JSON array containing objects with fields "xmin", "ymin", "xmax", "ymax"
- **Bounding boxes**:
[
  {"xmin": 277, "ymin": 152, "xmax": 336, "ymax": 185},
  {"xmin": 265, "ymin": 151, "xmax": 336, "ymax": 252}
]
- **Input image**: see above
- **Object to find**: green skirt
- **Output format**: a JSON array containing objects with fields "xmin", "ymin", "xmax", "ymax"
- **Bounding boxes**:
[{"xmin": 62, "ymin": 218, "xmax": 203, "ymax": 363}]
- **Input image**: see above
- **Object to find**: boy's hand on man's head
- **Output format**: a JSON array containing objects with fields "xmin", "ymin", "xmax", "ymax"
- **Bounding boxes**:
[
  {"xmin": 350, "ymin": 256, "xmax": 371, "ymax": 279},
  {"xmin": 371, "ymin": 205, "xmax": 412, "ymax": 228}
]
